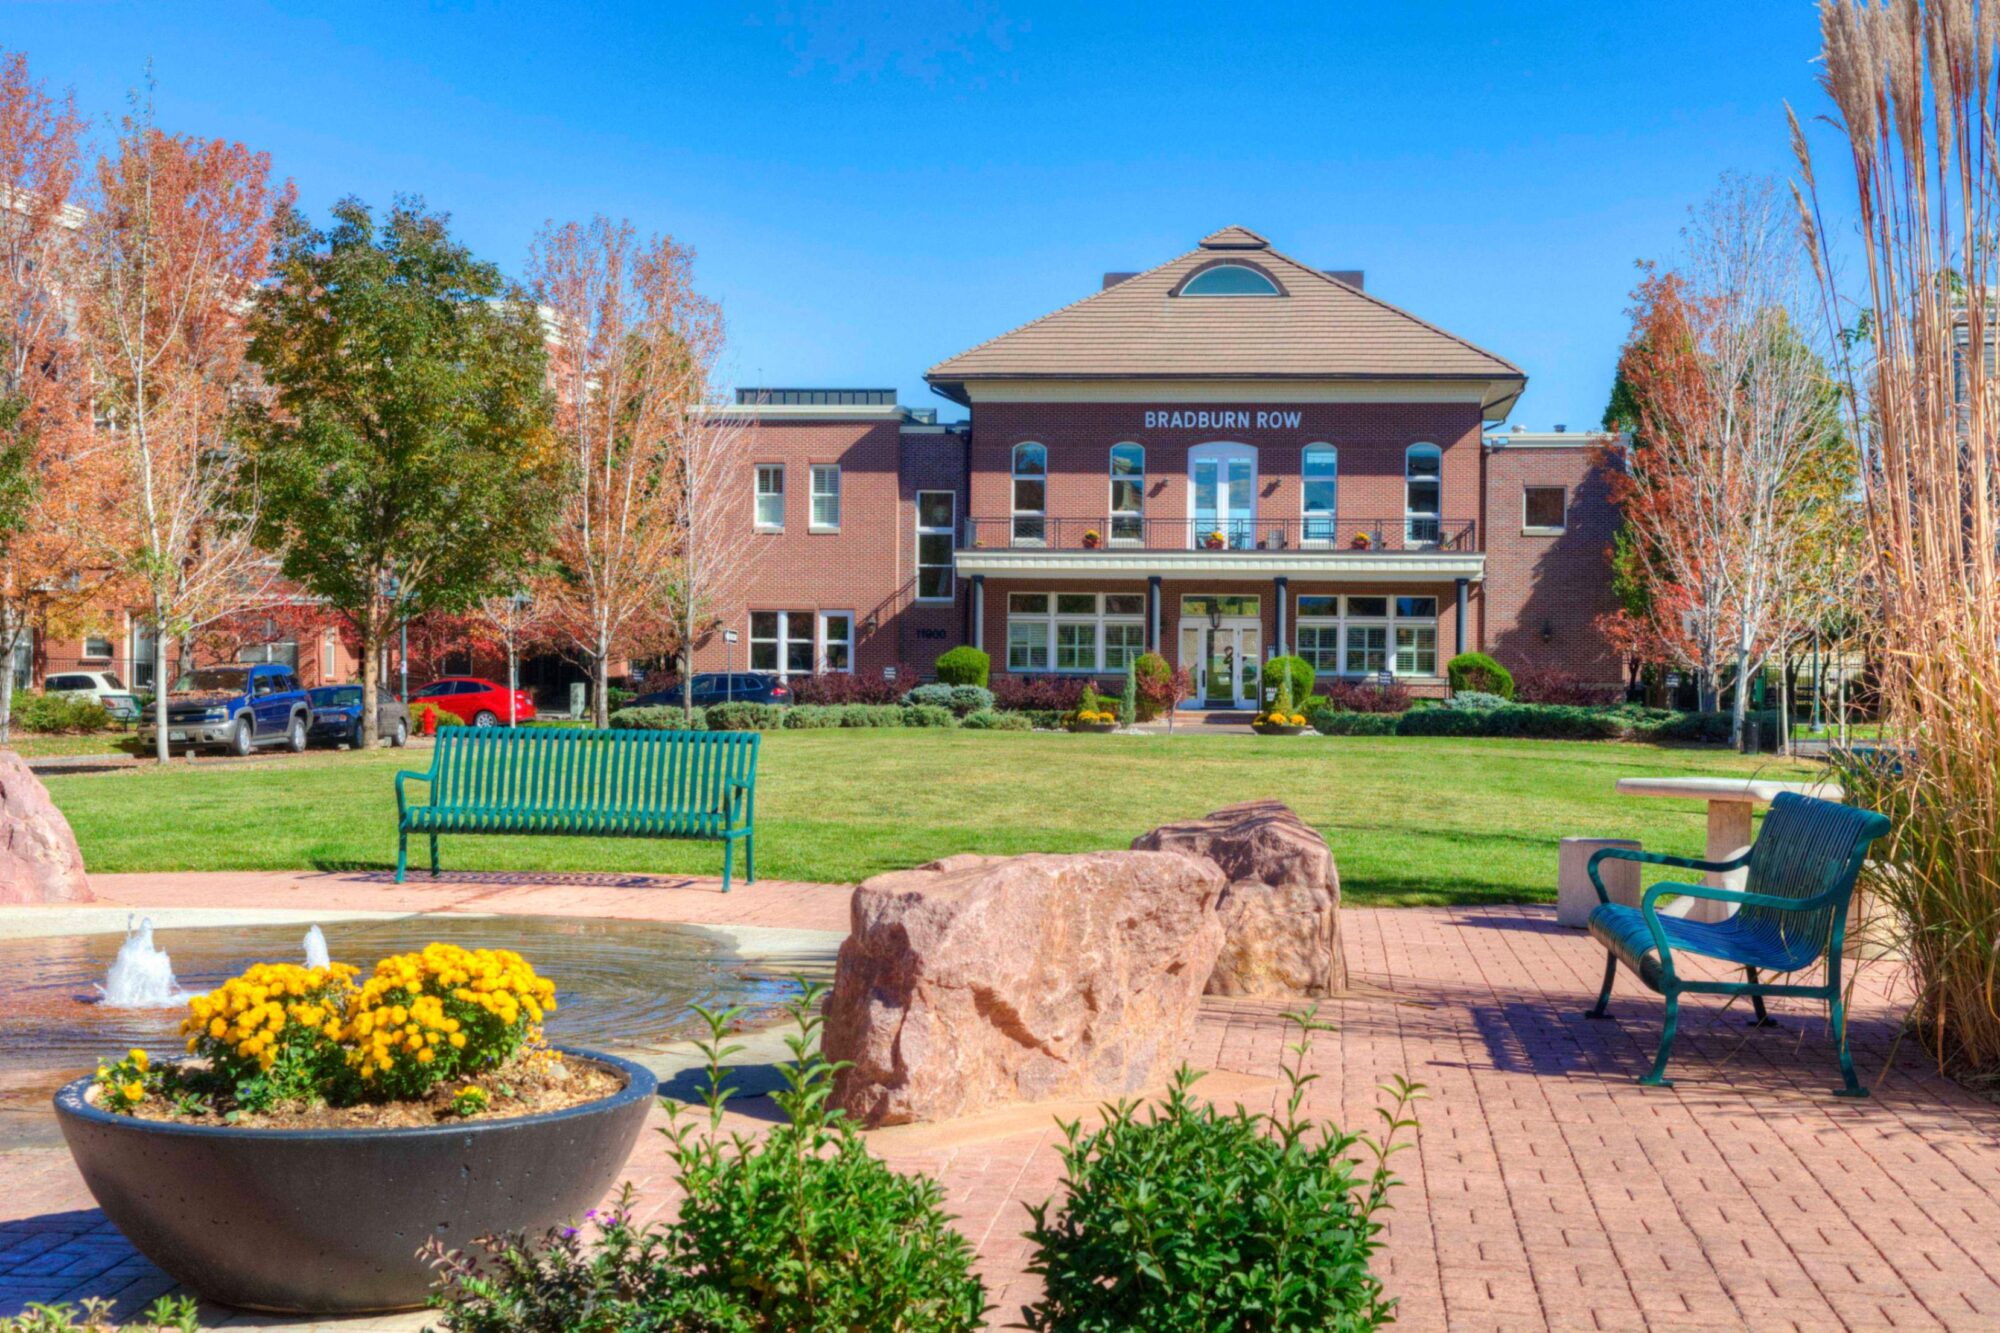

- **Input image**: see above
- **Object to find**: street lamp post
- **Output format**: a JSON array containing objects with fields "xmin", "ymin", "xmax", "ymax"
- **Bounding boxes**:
[{"xmin": 507, "ymin": 591, "xmax": 531, "ymax": 727}]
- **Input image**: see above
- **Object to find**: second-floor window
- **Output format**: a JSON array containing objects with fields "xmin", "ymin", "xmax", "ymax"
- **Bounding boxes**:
[
  {"xmin": 82, "ymin": 635, "xmax": 114, "ymax": 659},
  {"xmin": 917, "ymin": 491, "xmax": 955, "ymax": 601},
  {"xmin": 1303, "ymin": 444, "xmax": 1337, "ymax": 545},
  {"xmin": 1523, "ymin": 485, "xmax": 1567, "ymax": 533},
  {"xmin": 1012, "ymin": 443, "xmax": 1046, "ymax": 544},
  {"xmin": 755, "ymin": 464, "xmax": 784, "ymax": 530},
  {"xmin": 1109, "ymin": 443, "xmax": 1144, "ymax": 543},
  {"xmin": 810, "ymin": 464, "xmax": 841, "ymax": 531},
  {"xmin": 1405, "ymin": 444, "xmax": 1441, "ymax": 547}
]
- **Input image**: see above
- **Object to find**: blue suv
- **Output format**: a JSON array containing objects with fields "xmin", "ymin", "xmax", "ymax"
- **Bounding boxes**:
[{"xmin": 139, "ymin": 662, "xmax": 312, "ymax": 756}]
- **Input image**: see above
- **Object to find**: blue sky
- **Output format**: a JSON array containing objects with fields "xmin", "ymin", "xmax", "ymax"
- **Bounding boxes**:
[{"xmin": 9, "ymin": 1, "xmax": 1836, "ymax": 428}]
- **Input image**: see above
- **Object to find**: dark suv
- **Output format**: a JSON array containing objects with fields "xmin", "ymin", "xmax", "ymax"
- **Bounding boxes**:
[
  {"xmin": 139, "ymin": 663, "xmax": 312, "ymax": 756},
  {"xmin": 632, "ymin": 672, "xmax": 790, "ymax": 710}
]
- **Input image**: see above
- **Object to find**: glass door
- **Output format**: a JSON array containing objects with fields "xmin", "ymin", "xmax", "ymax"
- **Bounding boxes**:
[
  {"xmin": 1179, "ymin": 622, "xmax": 1261, "ymax": 708},
  {"xmin": 1191, "ymin": 447, "xmax": 1256, "ymax": 550}
]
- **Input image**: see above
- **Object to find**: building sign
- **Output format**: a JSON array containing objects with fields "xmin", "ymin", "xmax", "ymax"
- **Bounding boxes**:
[{"xmin": 1143, "ymin": 409, "xmax": 1304, "ymax": 431}]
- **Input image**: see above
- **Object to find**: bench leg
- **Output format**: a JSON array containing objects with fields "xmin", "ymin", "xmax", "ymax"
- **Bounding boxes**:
[
  {"xmin": 744, "ymin": 828, "xmax": 755, "ymax": 884},
  {"xmin": 1585, "ymin": 952, "xmax": 1617, "ymax": 1019},
  {"xmin": 1831, "ymin": 990, "xmax": 1867, "ymax": 1098},
  {"xmin": 721, "ymin": 837, "xmax": 734, "ymax": 894},
  {"xmin": 396, "ymin": 828, "xmax": 408, "ymax": 885},
  {"xmin": 1641, "ymin": 991, "xmax": 1678, "ymax": 1087},
  {"xmin": 1745, "ymin": 968, "xmax": 1780, "ymax": 1027},
  {"xmin": 429, "ymin": 834, "xmax": 440, "ymax": 878}
]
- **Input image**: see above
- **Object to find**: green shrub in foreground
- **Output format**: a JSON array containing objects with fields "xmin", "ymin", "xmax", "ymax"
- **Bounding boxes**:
[
  {"xmin": 425, "ymin": 983, "xmax": 990, "ymax": 1333},
  {"xmin": 1446, "ymin": 652, "xmax": 1514, "ymax": 699},
  {"xmin": 0, "ymin": 1297, "xmax": 199, "ymax": 1333},
  {"xmin": 960, "ymin": 709, "xmax": 1031, "ymax": 731},
  {"xmin": 11, "ymin": 690, "xmax": 117, "ymax": 734},
  {"xmin": 1022, "ymin": 1010, "xmax": 1422, "ymax": 1332},
  {"xmin": 932, "ymin": 645, "xmax": 990, "ymax": 688}
]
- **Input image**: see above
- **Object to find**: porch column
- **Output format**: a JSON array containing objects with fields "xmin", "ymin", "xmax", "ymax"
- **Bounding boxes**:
[
  {"xmin": 1455, "ymin": 578, "xmax": 1469, "ymax": 655},
  {"xmin": 971, "ymin": 575, "xmax": 985, "ymax": 652},
  {"xmin": 1274, "ymin": 576, "xmax": 1289, "ymax": 656},
  {"xmin": 1148, "ymin": 575, "xmax": 1162, "ymax": 652}
]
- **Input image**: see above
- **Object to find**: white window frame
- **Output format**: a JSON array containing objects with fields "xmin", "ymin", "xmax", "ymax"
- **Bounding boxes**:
[
  {"xmin": 915, "ymin": 490, "xmax": 956, "ymax": 602},
  {"xmin": 818, "ymin": 611, "xmax": 854, "ymax": 674},
  {"xmin": 1302, "ymin": 444, "xmax": 1338, "ymax": 547},
  {"xmin": 1109, "ymin": 443, "xmax": 1144, "ymax": 545},
  {"xmin": 1295, "ymin": 594, "xmax": 1441, "ymax": 679},
  {"xmin": 322, "ymin": 630, "xmax": 338, "ymax": 681},
  {"xmin": 809, "ymin": 464, "xmax": 841, "ymax": 532},
  {"xmin": 750, "ymin": 610, "xmax": 817, "ymax": 678},
  {"xmin": 1012, "ymin": 443, "xmax": 1047, "ymax": 546},
  {"xmin": 82, "ymin": 634, "xmax": 114, "ymax": 660},
  {"xmin": 1005, "ymin": 590, "xmax": 1146, "ymax": 674},
  {"xmin": 1522, "ymin": 484, "xmax": 1567, "ymax": 535},
  {"xmin": 755, "ymin": 464, "xmax": 785, "ymax": 531},
  {"xmin": 1404, "ymin": 443, "xmax": 1442, "ymax": 548}
]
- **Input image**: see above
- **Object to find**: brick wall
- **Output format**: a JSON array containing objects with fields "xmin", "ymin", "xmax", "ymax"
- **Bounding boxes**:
[{"xmin": 1479, "ymin": 443, "xmax": 1625, "ymax": 686}]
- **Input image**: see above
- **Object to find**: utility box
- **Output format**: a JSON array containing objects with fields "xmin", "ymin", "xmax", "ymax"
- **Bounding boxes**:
[{"xmin": 568, "ymin": 682, "xmax": 588, "ymax": 720}]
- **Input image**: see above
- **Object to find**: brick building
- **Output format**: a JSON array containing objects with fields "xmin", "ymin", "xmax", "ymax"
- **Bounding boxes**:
[{"xmin": 695, "ymin": 225, "xmax": 1626, "ymax": 705}]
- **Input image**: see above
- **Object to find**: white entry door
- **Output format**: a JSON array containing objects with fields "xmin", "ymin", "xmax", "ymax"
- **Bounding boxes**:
[{"xmin": 1179, "ymin": 621, "xmax": 1261, "ymax": 708}]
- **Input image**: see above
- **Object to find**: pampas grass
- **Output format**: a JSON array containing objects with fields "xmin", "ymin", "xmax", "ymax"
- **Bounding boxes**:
[{"xmin": 1799, "ymin": 0, "xmax": 2000, "ymax": 1074}]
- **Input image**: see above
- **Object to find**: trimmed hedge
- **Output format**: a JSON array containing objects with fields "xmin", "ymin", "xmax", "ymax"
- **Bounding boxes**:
[
  {"xmin": 961, "ymin": 709, "xmax": 1032, "ymax": 731},
  {"xmin": 1446, "ymin": 652, "xmax": 1514, "ymax": 699},
  {"xmin": 902, "ymin": 683, "xmax": 995, "ymax": 716},
  {"xmin": 933, "ymin": 646, "xmax": 990, "ymax": 688},
  {"xmin": 1308, "ymin": 701, "xmax": 1784, "ymax": 743},
  {"xmin": 608, "ymin": 705, "xmax": 705, "ymax": 730},
  {"xmin": 1310, "ymin": 711, "xmax": 1402, "ymax": 736},
  {"xmin": 11, "ymin": 690, "xmax": 116, "ymax": 734}
]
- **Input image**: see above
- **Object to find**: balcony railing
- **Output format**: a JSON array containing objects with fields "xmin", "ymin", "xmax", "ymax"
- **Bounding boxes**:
[{"xmin": 961, "ymin": 516, "xmax": 1477, "ymax": 554}]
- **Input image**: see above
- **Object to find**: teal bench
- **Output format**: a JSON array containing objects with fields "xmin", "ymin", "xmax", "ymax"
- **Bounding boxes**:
[
  {"xmin": 1584, "ymin": 791, "xmax": 1891, "ymax": 1095},
  {"xmin": 394, "ymin": 728, "xmax": 760, "ymax": 891}
]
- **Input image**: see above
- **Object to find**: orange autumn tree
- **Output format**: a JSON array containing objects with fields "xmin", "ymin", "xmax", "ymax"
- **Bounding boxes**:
[
  {"xmin": 0, "ymin": 50, "xmax": 120, "ymax": 741},
  {"xmin": 529, "ymin": 217, "xmax": 718, "ymax": 726},
  {"xmin": 73, "ymin": 97, "xmax": 288, "ymax": 760}
]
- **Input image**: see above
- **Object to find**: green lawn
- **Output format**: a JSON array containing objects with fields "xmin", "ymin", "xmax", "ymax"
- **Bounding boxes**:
[{"xmin": 37, "ymin": 731, "xmax": 1823, "ymax": 907}]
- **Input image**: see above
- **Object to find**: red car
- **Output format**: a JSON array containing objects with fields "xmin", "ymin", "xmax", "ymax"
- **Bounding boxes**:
[{"xmin": 409, "ymin": 676, "xmax": 537, "ymax": 727}]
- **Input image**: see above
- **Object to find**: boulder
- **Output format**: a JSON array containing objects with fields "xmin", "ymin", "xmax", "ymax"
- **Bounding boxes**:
[
  {"xmin": 824, "ymin": 850, "xmax": 1226, "ymax": 1127},
  {"xmin": 1132, "ymin": 800, "xmax": 1343, "ymax": 996},
  {"xmin": 0, "ymin": 749, "xmax": 92, "ymax": 904}
]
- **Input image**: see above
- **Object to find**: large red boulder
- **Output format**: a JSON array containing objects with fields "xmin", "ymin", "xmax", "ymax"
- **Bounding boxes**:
[
  {"xmin": 1132, "ymin": 800, "xmax": 1343, "ymax": 996},
  {"xmin": 0, "ymin": 749, "xmax": 92, "ymax": 904},
  {"xmin": 824, "ymin": 850, "xmax": 1225, "ymax": 1127}
]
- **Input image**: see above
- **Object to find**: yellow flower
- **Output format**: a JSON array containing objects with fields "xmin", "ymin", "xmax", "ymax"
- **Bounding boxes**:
[
  {"xmin": 128, "ymin": 1049, "xmax": 149, "ymax": 1072},
  {"xmin": 120, "ymin": 1081, "xmax": 144, "ymax": 1102}
]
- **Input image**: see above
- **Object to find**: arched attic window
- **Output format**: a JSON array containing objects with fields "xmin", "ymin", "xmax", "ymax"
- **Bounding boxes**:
[{"xmin": 1175, "ymin": 263, "xmax": 1284, "ymax": 297}]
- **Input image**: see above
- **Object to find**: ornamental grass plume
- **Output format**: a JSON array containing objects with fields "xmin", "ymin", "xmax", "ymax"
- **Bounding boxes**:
[{"xmin": 1796, "ymin": 0, "xmax": 2000, "ymax": 1074}]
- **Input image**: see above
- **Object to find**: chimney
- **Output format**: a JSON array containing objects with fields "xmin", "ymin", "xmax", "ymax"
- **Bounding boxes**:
[
  {"xmin": 1102, "ymin": 272, "xmax": 1139, "ymax": 290},
  {"xmin": 1323, "ymin": 269, "xmax": 1364, "ymax": 290},
  {"xmin": 1554, "ymin": 424, "xmax": 1567, "ymax": 433}
]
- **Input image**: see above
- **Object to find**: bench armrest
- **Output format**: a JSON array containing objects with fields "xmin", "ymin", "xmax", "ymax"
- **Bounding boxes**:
[
  {"xmin": 1587, "ymin": 846, "xmax": 1750, "ymax": 906},
  {"xmin": 394, "ymin": 769, "xmax": 431, "ymax": 818},
  {"xmin": 724, "ymin": 777, "xmax": 753, "ymax": 826}
]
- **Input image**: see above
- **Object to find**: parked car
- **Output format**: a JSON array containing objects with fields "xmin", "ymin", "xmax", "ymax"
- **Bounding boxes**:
[
  {"xmin": 307, "ymin": 684, "xmax": 411, "ymax": 749},
  {"xmin": 42, "ymin": 670, "xmax": 142, "ymax": 722},
  {"xmin": 631, "ymin": 672, "xmax": 790, "ymax": 710},
  {"xmin": 408, "ymin": 676, "xmax": 537, "ymax": 727},
  {"xmin": 138, "ymin": 662, "xmax": 312, "ymax": 756}
]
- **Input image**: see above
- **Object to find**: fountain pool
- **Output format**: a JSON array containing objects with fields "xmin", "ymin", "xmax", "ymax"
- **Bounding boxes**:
[{"xmin": 0, "ymin": 916, "xmax": 801, "ymax": 1127}]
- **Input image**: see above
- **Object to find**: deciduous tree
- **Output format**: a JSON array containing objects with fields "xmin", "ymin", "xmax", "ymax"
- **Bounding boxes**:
[
  {"xmin": 73, "ymin": 93, "xmax": 287, "ymax": 761},
  {"xmin": 245, "ymin": 197, "xmax": 560, "ymax": 746},
  {"xmin": 530, "ymin": 217, "xmax": 715, "ymax": 726}
]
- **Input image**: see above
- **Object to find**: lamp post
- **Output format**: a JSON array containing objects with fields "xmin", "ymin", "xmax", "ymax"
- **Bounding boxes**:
[
  {"xmin": 380, "ymin": 573, "xmax": 407, "ymax": 704},
  {"xmin": 507, "ymin": 591, "xmax": 531, "ymax": 727}
]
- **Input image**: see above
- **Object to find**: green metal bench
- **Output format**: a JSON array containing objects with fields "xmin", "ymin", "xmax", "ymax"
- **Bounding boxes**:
[
  {"xmin": 394, "ymin": 728, "xmax": 760, "ymax": 891},
  {"xmin": 1584, "ymin": 791, "xmax": 1891, "ymax": 1095}
]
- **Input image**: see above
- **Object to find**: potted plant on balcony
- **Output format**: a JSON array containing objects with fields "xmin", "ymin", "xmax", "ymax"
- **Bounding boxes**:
[
  {"xmin": 1204, "ymin": 529, "xmax": 1227, "ymax": 551},
  {"xmin": 1082, "ymin": 528, "xmax": 1103, "ymax": 549},
  {"xmin": 54, "ymin": 944, "xmax": 654, "ymax": 1315},
  {"xmin": 1349, "ymin": 530, "xmax": 1374, "ymax": 550}
]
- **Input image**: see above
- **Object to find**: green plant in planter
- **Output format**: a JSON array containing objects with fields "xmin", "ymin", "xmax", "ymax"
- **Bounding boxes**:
[
  {"xmin": 1120, "ymin": 661, "xmax": 1138, "ymax": 728},
  {"xmin": 425, "ymin": 982, "xmax": 989, "ymax": 1333},
  {"xmin": 1022, "ymin": 1010, "xmax": 1423, "ymax": 1332}
]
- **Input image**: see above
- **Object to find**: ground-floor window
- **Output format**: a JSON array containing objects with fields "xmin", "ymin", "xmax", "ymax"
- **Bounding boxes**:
[
  {"xmin": 9, "ymin": 634, "xmax": 31, "ymax": 692},
  {"xmin": 750, "ymin": 610, "xmax": 814, "ymax": 676},
  {"xmin": 819, "ymin": 611, "xmax": 853, "ymax": 672},
  {"xmin": 237, "ymin": 640, "xmax": 299, "ymax": 669},
  {"xmin": 1294, "ymin": 594, "xmax": 1439, "ymax": 677},
  {"xmin": 1007, "ymin": 591, "xmax": 1145, "ymax": 673}
]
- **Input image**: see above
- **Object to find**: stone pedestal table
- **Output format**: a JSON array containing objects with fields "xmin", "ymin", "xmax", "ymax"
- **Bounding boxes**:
[
  {"xmin": 1557, "ymin": 837, "xmax": 1640, "ymax": 928},
  {"xmin": 1612, "ymin": 777, "xmax": 1843, "ymax": 923}
]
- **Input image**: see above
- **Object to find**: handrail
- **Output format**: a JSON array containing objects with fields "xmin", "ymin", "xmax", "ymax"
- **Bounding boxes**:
[{"xmin": 960, "ymin": 515, "xmax": 1477, "ymax": 553}]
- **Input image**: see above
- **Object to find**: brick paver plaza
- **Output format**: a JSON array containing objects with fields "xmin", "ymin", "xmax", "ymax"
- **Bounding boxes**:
[{"xmin": 5, "ymin": 870, "xmax": 1999, "ymax": 1331}]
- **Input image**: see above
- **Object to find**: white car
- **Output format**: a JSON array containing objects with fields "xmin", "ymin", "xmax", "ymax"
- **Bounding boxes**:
[{"xmin": 43, "ymin": 670, "xmax": 142, "ymax": 721}]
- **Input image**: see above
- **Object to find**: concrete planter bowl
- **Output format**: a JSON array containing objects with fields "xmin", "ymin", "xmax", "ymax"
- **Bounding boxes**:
[
  {"xmin": 1251, "ymin": 722, "xmax": 1311, "ymax": 736},
  {"xmin": 52, "ymin": 1047, "xmax": 655, "ymax": 1314}
]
